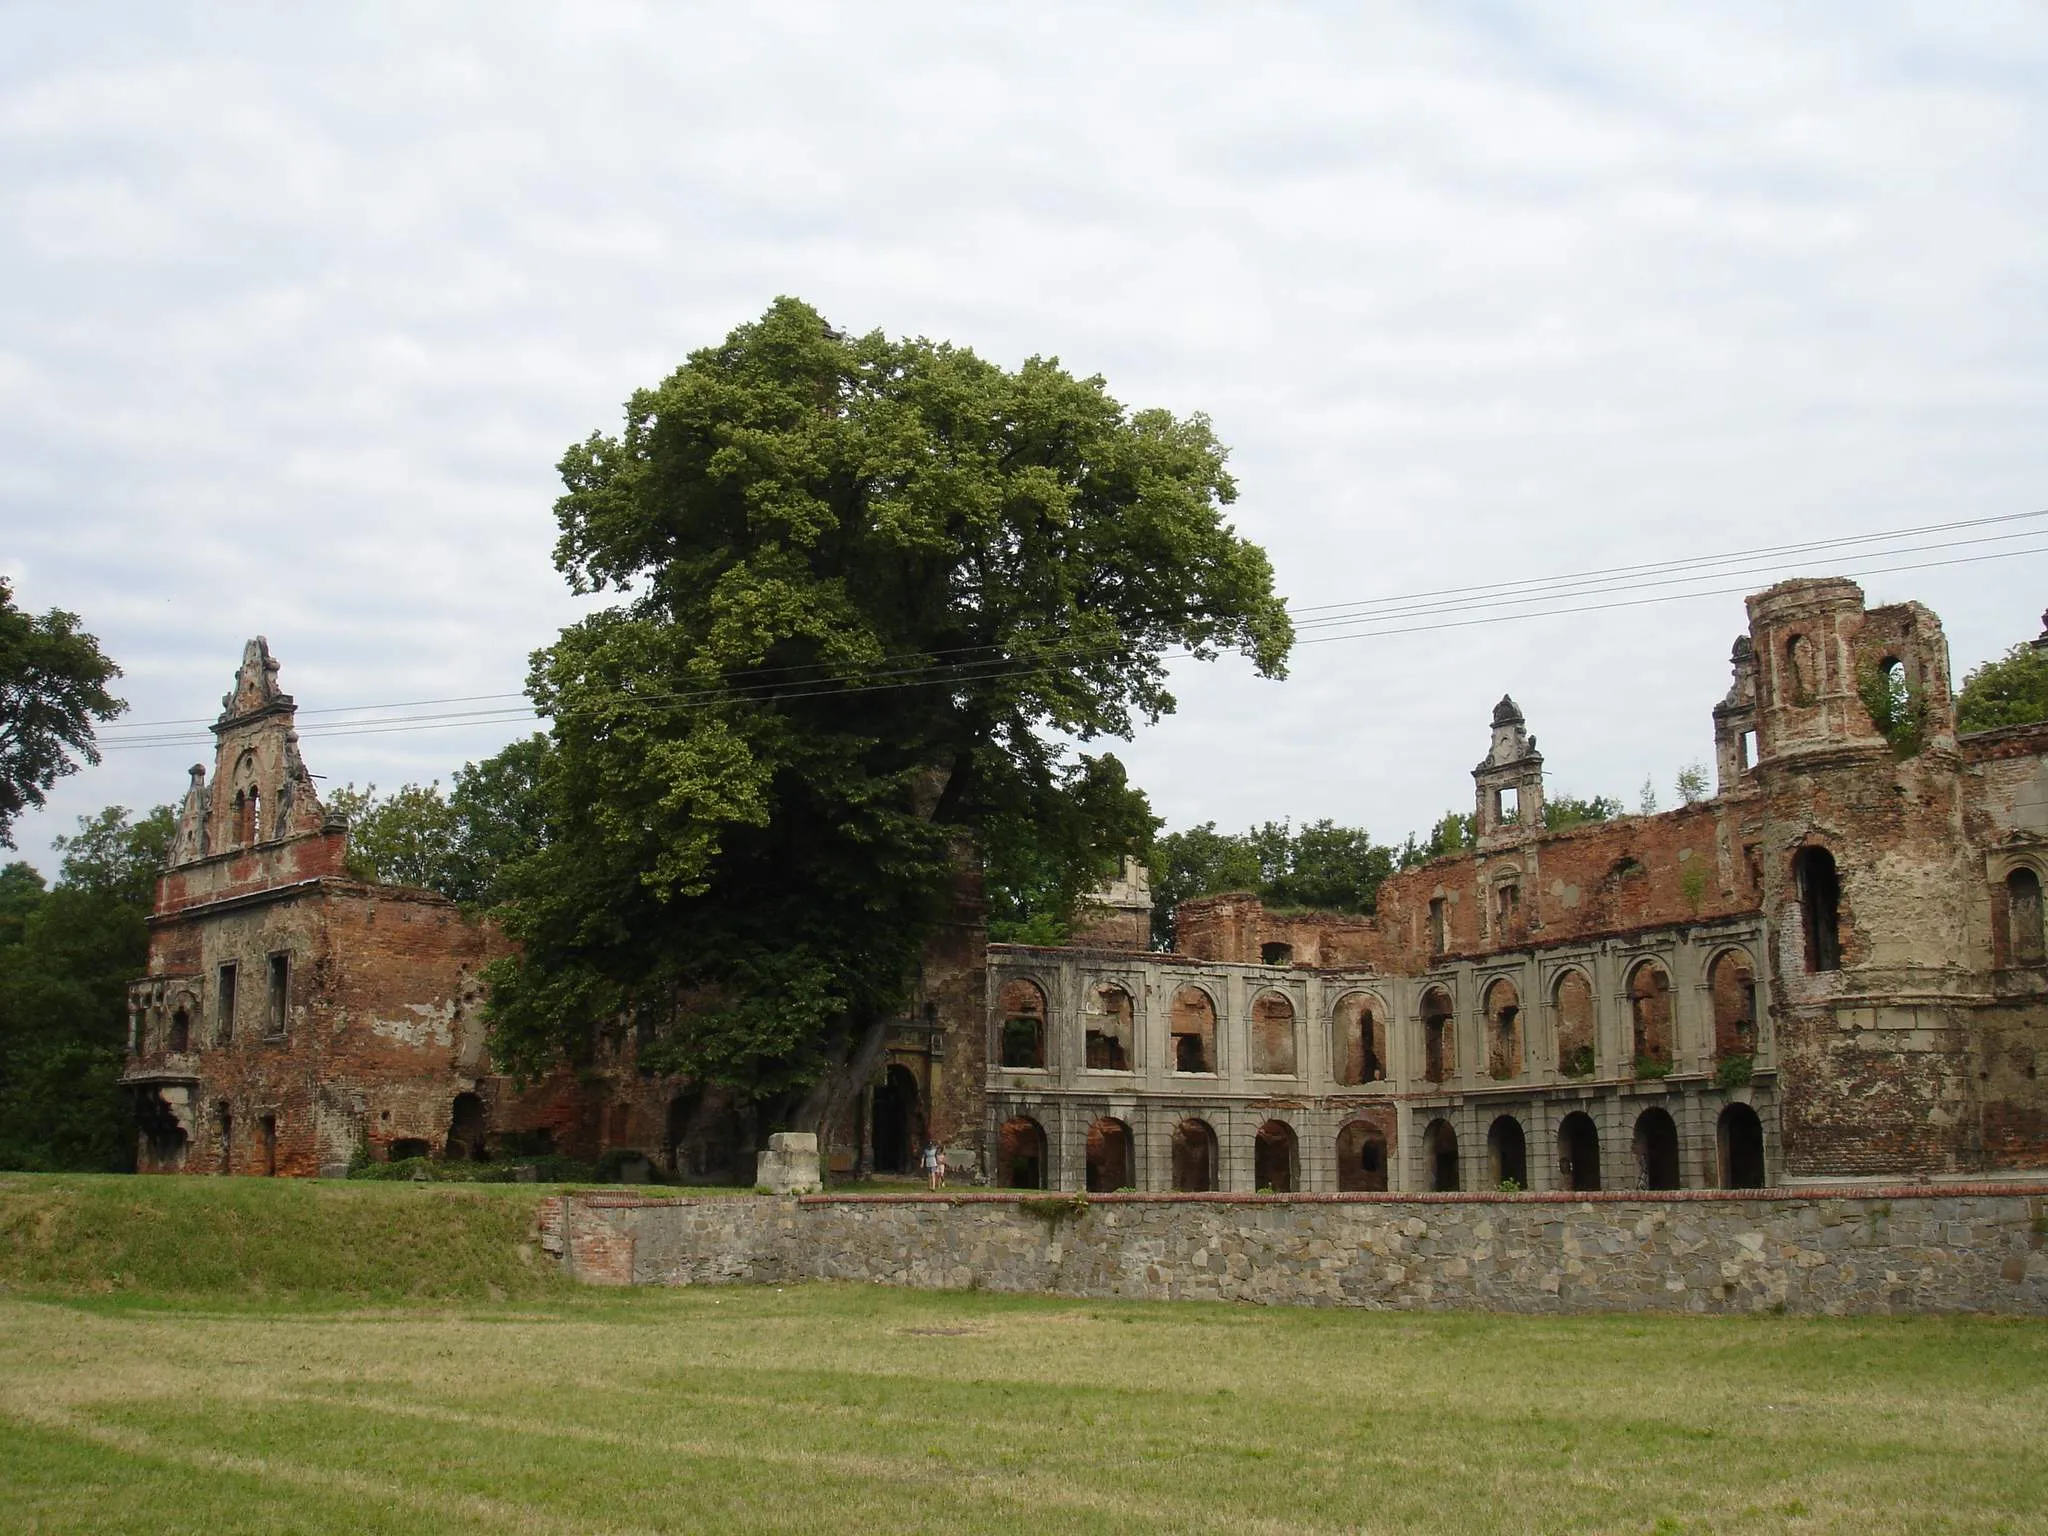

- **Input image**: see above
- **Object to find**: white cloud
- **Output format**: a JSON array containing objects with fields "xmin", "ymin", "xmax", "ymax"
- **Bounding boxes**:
[{"xmin": 2, "ymin": 1, "xmax": 2044, "ymax": 868}]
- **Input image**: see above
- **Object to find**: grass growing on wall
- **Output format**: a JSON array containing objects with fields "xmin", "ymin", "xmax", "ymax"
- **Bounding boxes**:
[{"xmin": 2, "ymin": 1280, "xmax": 2045, "ymax": 1534}]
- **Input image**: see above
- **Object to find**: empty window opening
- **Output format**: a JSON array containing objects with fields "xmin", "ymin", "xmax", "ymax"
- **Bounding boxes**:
[
  {"xmin": 138, "ymin": 1091, "xmax": 189, "ymax": 1171},
  {"xmin": 1786, "ymin": 632, "xmax": 1819, "ymax": 705},
  {"xmin": 1553, "ymin": 970, "xmax": 1595, "ymax": 1077},
  {"xmin": 1427, "ymin": 897, "xmax": 1447, "ymax": 955},
  {"xmin": 390, "ymin": 1137, "xmax": 431, "ymax": 1162},
  {"xmin": 870, "ymin": 1064, "xmax": 923, "ymax": 1175},
  {"xmin": 1084, "ymin": 985, "xmax": 1134, "ymax": 1071},
  {"xmin": 2009, "ymin": 868, "xmax": 2046, "ymax": 965},
  {"xmin": 1085, "ymin": 1117, "xmax": 1132, "ymax": 1192},
  {"xmin": 265, "ymin": 953, "xmax": 288, "ymax": 1037},
  {"xmin": 1335, "ymin": 1120, "xmax": 1389, "ymax": 1193},
  {"xmin": 1708, "ymin": 950, "xmax": 1758, "ymax": 1059},
  {"xmin": 997, "ymin": 978, "xmax": 1048, "ymax": 1069},
  {"xmin": 1629, "ymin": 961, "xmax": 1674, "ymax": 1073},
  {"xmin": 668, "ymin": 1090, "xmax": 744, "ymax": 1182},
  {"xmin": 1250, "ymin": 991, "xmax": 1297, "ymax": 1075},
  {"xmin": 1739, "ymin": 730, "xmax": 1757, "ymax": 770},
  {"xmin": 1484, "ymin": 979, "xmax": 1522, "ymax": 1080},
  {"xmin": 1498, "ymin": 786, "xmax": 1519, "ymax": 824},
  {"xmin": 1486, "ymin": 1115, "xmax": 1527, "ymax": 1190},
  {"xmin": 1557, "ymin": 1112, "xmax": 1602, "ymax": 1193},
  {"xmin": 1421, "ymin": 987, "xmax": 1454, "ymax": 1083},
  {"xmin": 1170, "ymin": 986, "xmax": 1216, "ymax": 1074},
  {"xmin": 1794, "ymin": 846, "xmax": 1842, "ymax": 972},
  {"xmin": 217, "ymin": 1103, "xmax": 233, "ymax": 1175},
  {"xmin": 1332, "ymin": 993, "xmax": 1385, "ymax": 1085},
  {"xmin": 215, "ymin": 963, "xmax": 236, "ymax": 1045},
  {"xmin": 446, "ymin": 1092, "xmax": 488, "ymax": 1161},
  {"xmin": 260, "ymin": 1113, "xmax": 278, "ymax": 1177},
  {"xmin": 998, "ymin": 1116, "xmax": 1047, "ymax": 1189},
  {"xmin": 169, "ymin": 1007, "xmax": 191, "ymax": 1054},
  {"xmin": 1633, "ymin": 1106, "xmax": 1681, "ymax": 1190},
  {"xmin": 1261, "ymin": 941, "xmax": 1293, "ymax": 967},
  {"xmin": 1171, "ymin": 1118, "xmax": 1218, "ymax": 1192},
  {"xmin": 1494, "ymin": 882, "xmax": 1521, "ymax": 934},
  {"xmin": 1254, "ymin": 1120, "xmax": 1298, "ymax": 1193},
  {"xmin": 1717, "ymin": 1102, "xmax": 1766, "ymax": 1189},
  {"xmin": 1425, "ymin": 1118, "xmax": 1461, "ymax": 1192}
]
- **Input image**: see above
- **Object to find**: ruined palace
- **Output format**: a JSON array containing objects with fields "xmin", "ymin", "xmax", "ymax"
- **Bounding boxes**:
[
  {"xmin": 987, "ymin": 577, "xmax": 2048, "ymax": 1195},
  {"xmin": 123, "ymin": 577, "xmax": 2048, "ymax": 1193},
  {"xmin": 119, "ymin": 640, "xmax": 976, "ymax": 1180}
]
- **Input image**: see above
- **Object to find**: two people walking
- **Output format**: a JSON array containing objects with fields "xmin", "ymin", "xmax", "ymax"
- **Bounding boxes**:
[{"xmin": 921, "ymin": 1138, "xmax": 947, "ymax": 1190}]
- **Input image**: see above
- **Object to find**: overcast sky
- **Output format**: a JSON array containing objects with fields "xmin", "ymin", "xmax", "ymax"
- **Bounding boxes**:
[{"xmin": 5, "ymin": 3, "xmax": 2047, "ymax": 877}]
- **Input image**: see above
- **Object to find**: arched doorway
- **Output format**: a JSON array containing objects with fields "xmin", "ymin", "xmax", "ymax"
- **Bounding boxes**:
[
  {"xmin": 1171, "ymin": 1118, "xmax": 1218, "ymax": 1192},
  {"xmin": 1254, "ymin": 1120, "xmax": 1297, "ymax": 1192},
  {"xmin": 1085, "ymin": 1117, "xmax": 1132, "ymax": 1192},
  {"xmin": 998, "ymin": 1116, "xmax": 1046, "ymax": 1189},
  {"xmin": 871, "ymin": 1064, "xmax": 923, "ymax": 1175},
  {"xmin": 1425, "ymin": 1117, "xmax": 1460, "ymax": 1192},
  {"xmin": 1632, "ymin": 1106, "xmax": 1680, "ymax": 1190},
  {"xmin": 1486, "ymin": 1115, "xmax": 1527, "ymax": 1189},
  {"xmin": 445, "ymin": 1092, "xmax": 487, "ymax": 1160},
  {"xmin": 1557, "ymin": 1111, "xmax": 1601, "ymax": 1192},
  {"xmin": 1718, "ymin": 1103, "xmax": 1766, "ymax": 1189},
  {"xmin": 1335, "ymin": 1120, "xmax": 1389, "ymax": 1192}
]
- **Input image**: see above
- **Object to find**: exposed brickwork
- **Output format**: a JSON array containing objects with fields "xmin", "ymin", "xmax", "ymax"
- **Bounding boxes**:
[{"xmin": 995, "ymin": 578, "xmax": 2048, "ymax": 1191}]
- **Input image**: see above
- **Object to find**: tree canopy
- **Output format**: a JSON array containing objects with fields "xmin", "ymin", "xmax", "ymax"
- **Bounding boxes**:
[
  {"xmin": 330, "ymin": 734, "xmax": 549, "ymax": 907},
  {"xmin": 485, "ymin": 298, "xmax": 1291, "ymax": 1132},
  {"xmin": 0, "ymin": 805, "xmax": 171, "ymax": 1169},
  {"xmin": 0, "ymin": 578, "xmax": 125, "ymax": 848},
  {"xmin": 1154, "ymin": 819, "xmax": 1396, "ymax": 944},
  {"xmin": 1957, "ymin": 641, "xmax": 2048, "ymax": 734}
]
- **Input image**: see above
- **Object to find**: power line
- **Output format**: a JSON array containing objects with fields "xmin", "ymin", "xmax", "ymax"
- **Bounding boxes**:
[
  {"xmin": 98, "ymin": 508, "xmax": 2048, "ymax": 734},
  {"xmin": 95, "ymin": 536, "xmax": 2048, "ymax": 753}
]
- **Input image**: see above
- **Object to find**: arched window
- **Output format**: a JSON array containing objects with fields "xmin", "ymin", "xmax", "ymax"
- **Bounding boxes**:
[
  {"xmin": 1254, "ymin": 1120, "xmax": 1297, "ymax": 1192},
  {"xmin": 1717, "ymin": 1103, "xmax": 1766, "ymax": 1189},
  {"xmin": 1250, "ymin": 991, "xmax": 1297, "ymax": 1075},
  {"xmin": 1421, "ymin": 986, "xmax": 1454, "ymax": 1083},
  {"xmin": 446, "ymin": 1092, "xmax": 488, "ymax": 1161},
  {"xmin": 1085, "ymin": 984, "xmax": 1134, "ymax": 1070},
  {"xmin": 1484, "ymin": 978, "xmax": 1522, "ymax": 1080},
  {"xmin": 1335, "ymin": 1120, "xmax": 1388, "ymax": 1192},
  {"xmin": 1486, "ymin": 1115, "xmax": 1526, "ymax": 1190},
  {"xmin": 1794, "ymin": 846, "xmax": 1842, "ymax": 972},
  {"xmin": 168, "ymin": 1008, "xmax": 190, "ymax": 1053},
  {"xmin": 1557, "ymin": 1111, "xmax": 1601, "ymax": 1192},
  {"xmin": 1628, "ymin": 961, "xmax": 1673, "ymax": 1074},
  {"xmin": 1553, "ymin": 970, "xmax": 1595, "ymax": 1077},
  {"xmin": 1171, "ymin": 1118, "xmax": 1217, "ymax": 1192},
  {"xmin": 1786, "ymin": 632, "xmax": 1819, "ymax": 705},
  {"xmin": 1632, "ymin": 1107, "xmax": 1680, "ymax": 1190},
  {"xmin": 998, "ymin": 1116, "xmax": 1047, "ymax": 1189},
  {"xmin": 1708, "ymin": 949, "xmax": 1758, "ymax": 1059},
  {"xmin": 1331, "ymin": 993, "xmax": 1385, "ymax": 1085},
  {"xmin": 2008, "ymin": 868, "xmax": 2045, "ymax": 965},
  {"xmin": 997, "ymin": 979, "xmax": 1048, "ymax": 1069},
  {"xmin": 1424, "ymin": 1118, "xmax": 1460, "ymax": 1192},
  {"xmin": 1085, "ymin": 1117, "xmax": 1132, "ymax": 1192},
  {"xmin": 1170, "ymin": 986, "xmax": 1216, "ymax": 1073}
]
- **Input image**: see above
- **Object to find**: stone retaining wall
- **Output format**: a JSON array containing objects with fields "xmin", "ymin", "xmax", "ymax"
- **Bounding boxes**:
[{"xmin": 535, "ymin": 1187, "xmax": 2048, "ymax": 1314}]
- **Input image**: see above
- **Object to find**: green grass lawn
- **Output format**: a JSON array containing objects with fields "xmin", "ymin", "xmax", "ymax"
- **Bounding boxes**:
[{"xmin": 1, "ymin": 1175, "xmax": 2045, "ymax": 1533}]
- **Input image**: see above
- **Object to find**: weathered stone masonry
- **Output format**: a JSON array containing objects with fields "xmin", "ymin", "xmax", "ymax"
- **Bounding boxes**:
[
  {"xmin": 540, "ymin": 1188, "xmax": 2048, "ymax": 1315},
  {"xmin": 987, "ymin": 578, "xmax": 2048, "ymax": 1196}
]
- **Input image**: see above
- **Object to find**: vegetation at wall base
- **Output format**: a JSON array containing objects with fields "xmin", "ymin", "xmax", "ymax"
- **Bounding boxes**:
[{"xmin": 1716, "ymin": 1053, "xmax": 1755, "ymax": 1090}]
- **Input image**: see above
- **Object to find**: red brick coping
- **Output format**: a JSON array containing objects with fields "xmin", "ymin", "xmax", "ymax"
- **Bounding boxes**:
[{"xmin": 561, "ymin": 1183, "xmax": 2047, "ymax": 1211}]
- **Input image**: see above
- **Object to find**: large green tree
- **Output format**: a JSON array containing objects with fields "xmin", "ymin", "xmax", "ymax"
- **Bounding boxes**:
[
  {"xmin": 329, "ymin": 734, "xmax": 550, "ymax": 907},
  {"xmin": 0, "ymin": 805, "xmax": 171, "ymax": 1169},
  {"xmin": 1957, "ymin": 641, "xmax": 2048, "ymax": 734},
  {"xmin": 1152, "ymin": 819, "xmax": 1395, "ymax": 946},
  {"xmin": 0, "ymin": 579, "xmax": 125, "ymax": 847},
  {"xmin": 486, "ymin": 298, "xmax": 1291, "ymax": 1136}
]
